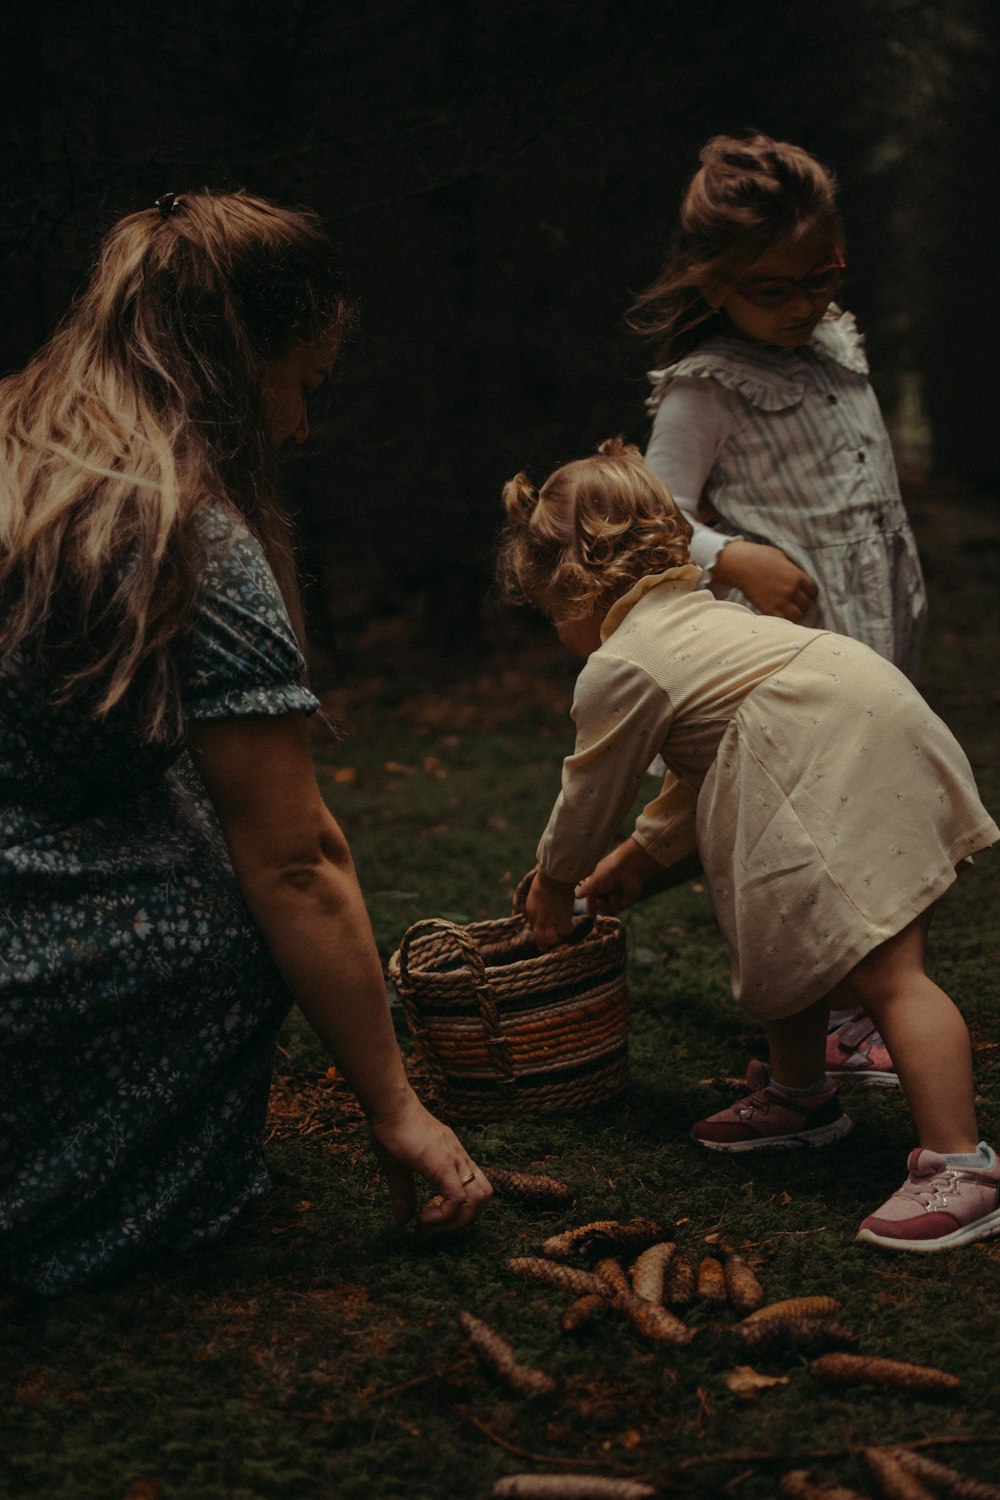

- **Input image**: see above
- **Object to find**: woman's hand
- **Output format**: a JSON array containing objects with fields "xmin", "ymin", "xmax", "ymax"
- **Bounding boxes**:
[
  {"xmin": 577, "ymin": 837, "xmax": 665, "ymax": 916},
  {"xmin": 711, "ymin": 538, "xmax": 818, "ymax": 622},
  {"xmin": 524, "ymin": 869, "xmax": 577, "ymax": 952},
  {"xmin": 367, "ymin": 1088, "xmax": 492, "ymax": 1237},
  {"xmin": 187, "ymin": 715, "xmax": 491, "ymax": 1242}
]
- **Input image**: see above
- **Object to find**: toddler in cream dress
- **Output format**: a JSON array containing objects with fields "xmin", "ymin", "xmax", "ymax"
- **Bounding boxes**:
[{"xmin": 497, "ymin": 439, "xmax": 1000, "ymax": 1253}]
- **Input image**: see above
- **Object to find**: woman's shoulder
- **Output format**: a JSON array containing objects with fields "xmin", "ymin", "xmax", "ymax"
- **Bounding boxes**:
[
  {"xmin": 182, "ymin": 501, "xmax": 317, "ymax": 720},
  {"xmin": 193, "ymin": 497, "xmax": 253, "ymax": 559},
  {"xmin": 192, "ymin": 500, "xmax": 281, "ymax": 603}
]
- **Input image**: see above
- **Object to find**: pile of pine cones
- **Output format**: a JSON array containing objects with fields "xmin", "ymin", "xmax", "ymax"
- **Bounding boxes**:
[{"xmin": 455, "ymin": 1168, "xmax": 990, "ymax": 1500}]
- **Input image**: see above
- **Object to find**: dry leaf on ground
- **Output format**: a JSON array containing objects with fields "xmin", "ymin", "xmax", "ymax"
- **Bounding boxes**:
[{"xmin": 725, "ymin": 1364, "xmax": 790, "ymax": 1399}]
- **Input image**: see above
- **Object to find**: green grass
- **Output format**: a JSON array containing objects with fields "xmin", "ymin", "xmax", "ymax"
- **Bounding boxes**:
[{"xmin": 4, "ymin": 487, "xmax": 1000, "ymax": 1499}]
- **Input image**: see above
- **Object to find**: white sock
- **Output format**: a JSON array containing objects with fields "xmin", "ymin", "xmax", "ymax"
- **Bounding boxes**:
[
  {"xmin": 942, "ymin": 1141, "xmax": 997, "ymax": 1169},
  {"xmin": 769, "ymin": 1075, "xmax": 828, "ymax": 1099}
]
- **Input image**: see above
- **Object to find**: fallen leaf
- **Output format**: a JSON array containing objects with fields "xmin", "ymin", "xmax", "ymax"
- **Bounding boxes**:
[
  {"xmin": 333, "ymin": 766, "xmax": 358, "ymax": 784},
  {"xmin": 725, "ymin": 1365, "xmax": 790, "ymax": 1399},
  {"xmin": 384, "ymin": 761, "xmax": 417, "ymax": 775},
  {"xmin": 14, "ymin": 1378, "xmax": 49, "ymax": 1408}
]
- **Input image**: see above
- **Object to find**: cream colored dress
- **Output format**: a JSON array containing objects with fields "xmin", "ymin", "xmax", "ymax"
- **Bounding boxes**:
[{"xmin": 536, "ymin": 567, "xmax": 998, "ymax": 1021}]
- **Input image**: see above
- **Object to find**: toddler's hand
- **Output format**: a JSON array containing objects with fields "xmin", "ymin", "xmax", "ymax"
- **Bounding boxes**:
[
  {"xmin": 712, "ymin": 539, "xmax": 817, "ymax": 622},
  {"xmin": 524, "ymin": 870, "xmax": 577, "ymax": 952},
  {"xmin": 577, "ymin": 837, "xmax": 663, "ymax": 915}
]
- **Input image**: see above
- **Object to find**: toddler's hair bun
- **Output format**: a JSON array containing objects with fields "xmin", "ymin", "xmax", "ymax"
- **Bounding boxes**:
[
  {"xmin": 502, "ymin": 471, "xmax": 538, "ymax": 524},
  {"xmin": 596, "ymin": 435, "xmax": 643, "ymax": 462}
]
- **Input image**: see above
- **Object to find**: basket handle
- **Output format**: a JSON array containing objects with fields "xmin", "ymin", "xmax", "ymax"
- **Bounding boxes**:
[
  {"xmin": 511, "ymin": 867, "xmax": 537, "ymax": 915},
  {"xmin": 395, "ymin": 917, "xmax": 516, "ymax": 1084},
  {"xmin": 395, "ymin": 916, "xmax": 486, "ymax": 986}
]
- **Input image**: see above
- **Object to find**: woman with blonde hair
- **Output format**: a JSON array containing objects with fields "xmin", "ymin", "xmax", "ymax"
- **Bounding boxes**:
[{"xmin": 0, "ymin": 190, "xmax": 490, "ymax": 1295}]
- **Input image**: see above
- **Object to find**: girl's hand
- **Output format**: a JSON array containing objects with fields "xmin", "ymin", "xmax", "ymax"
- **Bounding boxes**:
[
  {"xmin": 711, "ymin": 539, "xmax": 818, "ymax": 621},
  {"xmin": 367, "ymin": 1088, "xmax": 493, "ymax": 1237},
  {"xmin": 524, "ymin": 869, "xmax": 577, "ymax": 952},
  {"xmin": 577, "ymin": 837, "xmax": 664, "ymax": 915}
]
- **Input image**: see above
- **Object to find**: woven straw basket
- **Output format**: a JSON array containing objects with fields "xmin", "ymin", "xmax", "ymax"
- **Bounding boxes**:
[{"xmin": 387, "ymin": 873, "xmax": 629, "ymax": 1123}]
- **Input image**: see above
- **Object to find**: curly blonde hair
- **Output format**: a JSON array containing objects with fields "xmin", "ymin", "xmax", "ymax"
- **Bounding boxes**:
[
  {"xmin": 495, "ymin": 437, "xmax": 693, "ymax": 622},
  {"xmin": 0, "ymin": 189, "xmax": 350, "ymax": 741}
]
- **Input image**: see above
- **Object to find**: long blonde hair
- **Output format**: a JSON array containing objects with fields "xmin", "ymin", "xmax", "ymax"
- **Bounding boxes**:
[
  {"xmin": 0, "ymin": 189, "xmax": 350, "ymax": 740},
  {"xmin": 496, "ymin": 437, "xmax": 693, "ymax": 622}
]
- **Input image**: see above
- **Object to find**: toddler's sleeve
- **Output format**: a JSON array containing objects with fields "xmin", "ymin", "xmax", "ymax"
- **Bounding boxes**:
[
  {"xmin": 632, "ymin": 773, "xmax": 699, "ymax": 866},
  {"xmin": 535, "ymin": 652, "xmax": 673, "ymax": 883},
  {"xmin": 179, "ymin": 507, "xmax": 320, "ymax": 722}
]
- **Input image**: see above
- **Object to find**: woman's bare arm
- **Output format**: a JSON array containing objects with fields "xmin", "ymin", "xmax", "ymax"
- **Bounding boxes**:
[{"xmin": 186, "ymin": 713, "xmax": 491, "ymax": 1231}]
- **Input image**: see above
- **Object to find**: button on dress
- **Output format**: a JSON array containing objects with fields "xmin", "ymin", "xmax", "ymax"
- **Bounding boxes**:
[{"xmin": 0, "ymin": 505, "xmax": 319, "ymax": 1294}]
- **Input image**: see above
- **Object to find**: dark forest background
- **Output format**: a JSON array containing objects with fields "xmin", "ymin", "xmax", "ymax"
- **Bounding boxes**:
[{"xmin": 3, "ymin": 0, "xmax": 997, "ymax": 668}]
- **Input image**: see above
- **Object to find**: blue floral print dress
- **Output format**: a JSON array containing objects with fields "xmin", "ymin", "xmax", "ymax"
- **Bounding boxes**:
[{"xmin": 0, "ymin": 504, "xmax": 319, "ymax": 1295}]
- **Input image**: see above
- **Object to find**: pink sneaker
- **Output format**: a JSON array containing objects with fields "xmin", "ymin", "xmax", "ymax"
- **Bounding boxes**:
[
  {"xmin": 857, "ymin": 1147, "xmax": 1000, "ymax": 1251},
  {"xmin": 825, "ymin": 1009, "xmax": 898, "ymax": 1088},
  {"xmin": 691, "ymin": 1061, "xmax": 853, "ymax": 1152}
]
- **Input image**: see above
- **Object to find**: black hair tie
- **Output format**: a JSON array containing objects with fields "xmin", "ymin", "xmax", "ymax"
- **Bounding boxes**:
[{"xmin": 154, "ymin": 192, "xmax": 183, "ymax": 219}]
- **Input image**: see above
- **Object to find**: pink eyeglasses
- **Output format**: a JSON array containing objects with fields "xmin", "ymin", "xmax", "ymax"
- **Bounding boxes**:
[{"xmin": 731, "ymin": 252, "xmax": 846, "ymax": 310}]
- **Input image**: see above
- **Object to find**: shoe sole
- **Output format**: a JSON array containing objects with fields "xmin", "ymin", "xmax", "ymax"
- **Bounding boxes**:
[
  {"xmin": 693, "ymin": 1114, "xmax": 853, "ymax": 1153},
  {"xmin": 856, "ymin": 1204, "xmax": 1000, "ymax": 1252},
  {"xmin": 825, "ymin": 1069, "xmax": 899, "ymax": 1089}
]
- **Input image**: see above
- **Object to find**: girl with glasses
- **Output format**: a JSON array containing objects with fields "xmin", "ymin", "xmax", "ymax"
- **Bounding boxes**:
[{"xmin": 631, "ymin": 132, "xmax": 928, "ymax": 1095}]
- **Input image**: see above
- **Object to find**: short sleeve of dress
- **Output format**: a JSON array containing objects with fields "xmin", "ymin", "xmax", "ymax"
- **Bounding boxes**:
[{"xmin": 179, "ymin": 503, "xmax": 320, "ymax": 721}]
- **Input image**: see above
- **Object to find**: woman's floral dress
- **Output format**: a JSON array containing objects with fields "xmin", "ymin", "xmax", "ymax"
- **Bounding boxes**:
[{"xmin": 0, "ymin": 505, "xmax": 319, "ymax": 1295}]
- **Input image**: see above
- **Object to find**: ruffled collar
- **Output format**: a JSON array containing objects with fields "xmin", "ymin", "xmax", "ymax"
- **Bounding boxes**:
[
  {"xmin": 810, "ymin": 307, "xmax": 869, "ymax": 375},
  {"xmin": 601, "ymin": 564, "xmax": 701, "ymax": 640},
  {"xmin": 646, "ymin": 307, "xmax": 869, "ymax": 412}
]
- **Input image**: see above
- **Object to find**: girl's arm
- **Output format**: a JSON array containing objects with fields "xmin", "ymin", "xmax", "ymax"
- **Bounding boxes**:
[
  {"xmin": 645, "ymin": 381, "xmax": 736, "ymax": 575},
  {"xmin": 186, "ymin": 713, "xmax": 491, "ymax": 1234},
  {"xmin": 576, "ymin": 775, "xmax": 703, "ymax": 917},
  {"xmin": 646, "ymin": 382, "xmax": 818, "ymax": 621},
  {"xmin": 576, "ymin": 837, "xmax": 674, "ymax": 914},
  {"xmin": 528, "ymin": 655, "xmax": 687, "ymax": 949}
]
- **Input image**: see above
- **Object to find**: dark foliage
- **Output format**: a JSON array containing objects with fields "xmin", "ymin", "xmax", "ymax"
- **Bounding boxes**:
[{"xmin": 2, "ymin": 0, "xmax": 997, "ymax": 655}]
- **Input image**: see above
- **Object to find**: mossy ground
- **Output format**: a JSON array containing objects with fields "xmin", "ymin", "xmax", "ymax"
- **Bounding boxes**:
[{"xmin": 4, "ymin": 484, "xmax": 1000, "ymax": 1499}]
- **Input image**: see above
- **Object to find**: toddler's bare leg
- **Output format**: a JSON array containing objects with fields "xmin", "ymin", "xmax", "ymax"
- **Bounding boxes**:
[
  {"xmin": 765, "ymin": 996, "xmax": 830, "ymax": 1088},
  {"xmin": 844, "ymin": 906, "xmax": 978, "ymax": 1153}
]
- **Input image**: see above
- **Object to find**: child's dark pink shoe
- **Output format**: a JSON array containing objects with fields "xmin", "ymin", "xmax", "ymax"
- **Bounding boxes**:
[
  {"xmin": 825, "ymin": 1008, "xmax": 898, "ymax": 1088},
  {"xmin": 691, "ymin": 1060, "xmax": 853, "ymax": 1152},
  {"xmin": 857, "ymin": 1146, "xmax": 1000, "ymax": 1251}
]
